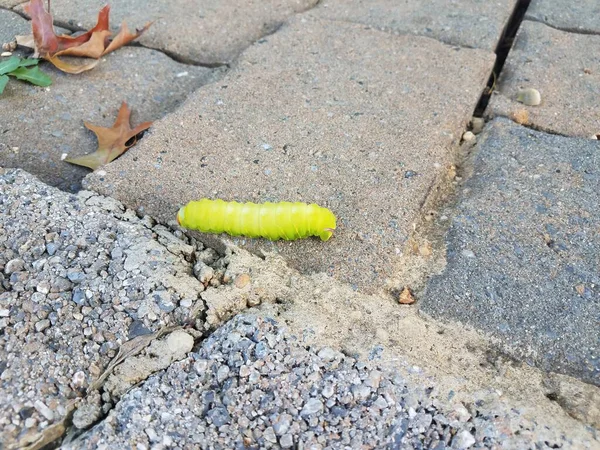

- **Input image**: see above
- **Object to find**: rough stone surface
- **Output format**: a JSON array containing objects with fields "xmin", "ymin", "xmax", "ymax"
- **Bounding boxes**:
[
  {"xmin": 490, "ymin": 21, "xmax": 600, "ymax": 138},
  {"xmin": 0, "ymin": 0, "xmax": 26, "ymax": 9},
  {"xmin": 0, "ymin": 169, "xmax": 205, "ymax": 447},
  {"xmin": 421, "ymin": 118, "xmax": 600, "ymax": 385},
  {"xmin": 25, "ymin": 0, "xmax": 319, "ymax": 65},
  {"xmin": 526, "ymin": 0, "xmax": 600, "ymax": 34},
  {"xmin": 0, "ymin": 46, "xmax": 216, "ymax": 192},
  {"xmin": 311, "ymin": 0, "xmax": 518, "ymax": 51},
  {"xmin": 85, "ymin": 16, "xmax": 494, "ymax": 293},
  {"xmin": 62, "ymin": 314, "xmax": 597, "ymax": 450},
  {"xmin": 0, "ymin": 8, "xmax": 30, "ymax": 45}
]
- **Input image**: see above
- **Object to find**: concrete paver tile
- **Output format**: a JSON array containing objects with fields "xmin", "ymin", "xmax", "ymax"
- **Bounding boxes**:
[
  {"xmin": 85, "ymin": 17, "xmax": 495, "ymax": 293},
  {"xmin": 526, "ymin": 0, "xmax": 600, "ymax": 34},
  {"xmin": 19, "ymin": 0, "xmax": 319, "ymax": 65},
  {"xmin": 0, "ymin": 44, "xmax": 216, "ymax": 192},
  {"xmin": 0, "ymin": 8, "xmax": 30, "ymax": 45},
  {"xmin": 490, "ymin": 21, "xmax": 600, "ymax": 138},
  {"xmin": 421, "ymin": 118, "xmax": 600, "ymax": 385},
  {"xmin": 310, "ymin": 0, "xmax": 518, "ymax": 51}
]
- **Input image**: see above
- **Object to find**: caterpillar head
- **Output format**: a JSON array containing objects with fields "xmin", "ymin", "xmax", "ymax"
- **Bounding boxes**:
[
  {"xmin": 176, "ymin": 207, "xmax": 185, "ymax": 226},
  {"xmin": 317, "ymin": 209, "xmax": 337, "ymax": 241}
]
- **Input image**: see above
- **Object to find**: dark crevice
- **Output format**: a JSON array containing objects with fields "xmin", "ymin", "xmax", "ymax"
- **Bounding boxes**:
[
  {"xmin": 473, "ymin": 0, "xmax": 532, "ymax": 117},
  {"xmin": 494, "ymin": 114, "xmax": 572, "ymax": 138},
  {"xmin": 524, "ymin": 17, "xmax": 600, "ymax": 36}
]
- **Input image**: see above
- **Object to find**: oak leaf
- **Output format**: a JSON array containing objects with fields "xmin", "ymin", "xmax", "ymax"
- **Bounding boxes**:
[
  {"xmin": 20, "ymin": 0, "xmax": 151, "ymax": 73},
  {"xmin": 65, "ymin": 102, "xmax": 152, "ymax": 170}
]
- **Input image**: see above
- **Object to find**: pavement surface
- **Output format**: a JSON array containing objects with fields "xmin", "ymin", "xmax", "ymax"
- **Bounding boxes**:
[
  {"xmin": 421, "ymin": 118, "xmax": 599, "ymax": 385},
  {"xmin": 1, "ymin": 0, "xmax": 599, "ymax": 448},
  {"xmin": 83, "ymin": 15, "xmax": 494, "ymax": 293}
]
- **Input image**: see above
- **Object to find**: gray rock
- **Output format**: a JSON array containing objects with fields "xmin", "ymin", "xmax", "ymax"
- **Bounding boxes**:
[
  {"xmin": 207, "ymin": 406, "xmax": 230, "ymax": 427},
  {"xmin": 300, "ymin": 398, "xmax": 324, "ymax": 416},
  {"xmin": 4, "ymin": 258, "xmax": 24, "ymax": 274},
  {"xmin": 35, "ymin": 319, "xmax": 50, "ymax": 332},
  {"xmin": 280, "ymin": 433, "xmax": 294, "ymax": 448},
  {"xmin": 452, "ymin": 430, "xmax": 476, "ymax": 449},
  {"xmin": 421, "ymin": 119, "xmax": 600, "ymax": 384}
]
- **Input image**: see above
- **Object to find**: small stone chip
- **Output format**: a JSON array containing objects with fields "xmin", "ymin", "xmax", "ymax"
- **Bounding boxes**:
[
  {"xmin": 398, "ymin": 287, "xmax": 416, "ymax": 305},
  {"xmin": 234, "ymin": 273, "xmax": 251, "ymax": 289}
]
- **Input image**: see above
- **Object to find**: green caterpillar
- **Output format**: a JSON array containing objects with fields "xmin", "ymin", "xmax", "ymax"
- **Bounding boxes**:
[{"xmin": 177, "ymin": 199, "xmax": 336, "ymax": 241}]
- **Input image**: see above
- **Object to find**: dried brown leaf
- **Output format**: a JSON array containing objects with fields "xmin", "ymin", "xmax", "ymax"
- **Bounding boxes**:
[
  {"xmin": 102, "ymin": 21, "xmax": 153, "ymax": 56},
  {"xmin": 65, "ymin": 102, "xmax": 152, "ymax": 169}
]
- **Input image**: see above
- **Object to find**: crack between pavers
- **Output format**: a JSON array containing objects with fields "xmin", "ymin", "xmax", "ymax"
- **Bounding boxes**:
[
  {"xmin": 524, "ymin": 17, "xmax": 600, "ymax": 37},
  {"xmin": 473, "ymin": 0, "xmax": 532, "ymax": 117},
  {"xmin": 397, "ymin": 0, "xmax": 534, "ymax": 294},
  {"xmin": 493, "ymin": 112, "xmax": 574, "ymax": 138},
  {"xmin": 309, "ymin": 16, "xmax": 480, "ymax": 52},
  {"xmin": 3, "ymin": 7, "xmax": 230, "ymax": 69}
]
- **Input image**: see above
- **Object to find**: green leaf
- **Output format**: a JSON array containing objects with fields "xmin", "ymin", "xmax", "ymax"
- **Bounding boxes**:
[
  {"xmin": 0, "ymin": 75, "xmax": 9, "ymax": 94},
  {"xmin": 8, "ymin": 66, "xmax": 52, "ymax": 87},
  {"xmin": 18, "ymin": 58, "xmax": 40, "ymax": 68},
  {"xmin": 0, "ymin": 56, "xmax": 20, "ymax": 75}
]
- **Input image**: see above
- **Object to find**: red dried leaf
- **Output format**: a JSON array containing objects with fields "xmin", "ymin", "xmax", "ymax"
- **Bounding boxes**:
[
  {"xmin": 24, "ymin": 0, "xmax": 59, "ymax": 56},
  {"xmin": 65, "ymin": 102, "xmax": 152, "ymax": 170},
  {"xmin": 22, "ymin": 0, "xmax": 150, "ymax": 73}
]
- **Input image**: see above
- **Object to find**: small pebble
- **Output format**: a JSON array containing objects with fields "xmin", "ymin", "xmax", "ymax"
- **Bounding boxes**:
[{"xmin": 516, "ymin": 88, "xmax": 541, "ymax": 106}]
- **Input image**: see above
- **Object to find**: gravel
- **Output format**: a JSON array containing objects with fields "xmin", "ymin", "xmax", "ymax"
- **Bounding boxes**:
[
  {"xmin": 0, "ymin": 169, "xmax": 206, "ymax": 446},
  {"xmin": 63, "ymin": 314, "xmax": 589, "ymax": 450}
]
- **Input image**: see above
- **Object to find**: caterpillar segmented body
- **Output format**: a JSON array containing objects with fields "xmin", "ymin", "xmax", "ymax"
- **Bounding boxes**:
[{"xmin": 177, "ymin": 199, "xmax": 336, "ymax": 241}]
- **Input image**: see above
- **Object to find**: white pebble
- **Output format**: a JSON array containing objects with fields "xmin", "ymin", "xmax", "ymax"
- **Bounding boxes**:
[
  {"xmin": 462, "ymin": 131, "xmax": 476, "ymax": 142},
  {"xmin": 461, "ymin": 249, "xmax": 476, "ymax": 258},
  {"xmin": 516, "ymin": 88, "xmax": 541, "ymax": 106}
]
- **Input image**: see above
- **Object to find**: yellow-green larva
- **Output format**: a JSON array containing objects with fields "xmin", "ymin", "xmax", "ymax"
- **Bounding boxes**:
[{"xmin": 177, "ymin": 199, "xmax": 337, "ymax": 241}]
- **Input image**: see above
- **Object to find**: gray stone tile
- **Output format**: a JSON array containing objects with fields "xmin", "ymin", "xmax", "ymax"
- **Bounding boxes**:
[
  {"xmin": 310, "ymin": 0, "xmax": 518, "ymax": 51},
  {"xmin": 490, "ymin": 20, "xmax": 600, "ymax": 138},
  {"xmin": 0, "ymin": 0, "xmax": 27, "ymax": 9},
  {"xmin": 0, "ymin": 8, "xmax": 30, "ymax": 45},
  {"xmin": 19, "ymin": 0, "xmax": 319, "ymax": 65},
  {"xmin": 421, "ymin": 118, "xmax": 600, "ymax": 385},
  {"xmin": 0, "ymin": 47, "xmax": 216, "ymax": 192},
  {"xmin": 526, "ymin": 0, "xmax": 600, "ymax": 34},
  {"xmin": 84, "ymin": 17, "xmax": 494, "ymax": 293}
]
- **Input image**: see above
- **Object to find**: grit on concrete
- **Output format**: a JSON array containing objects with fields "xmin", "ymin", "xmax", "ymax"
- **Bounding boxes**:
[
  {"xmin": 84, "ymin": 15, "xmax": 494, "ymax": 293},
  {"xmin": 489, "ymin": 20, "xmax": 600, "ymax": 138},
  {"xmin": 15, "ymin": 0, "xmax": 320, "ymax": 65},
  {"xmin": 0, "ymin": 8, "xmax": 220, "ymax": 192},
  {"xmin": 421, "ymin": 118, "xmax": 600, "ymax": 386},
  {"xmin": 61, "ymin": 314, "xmax": 597, "ymax": 450},
  {"xmin": 309, "ymin": 0, "xmax": 518, "ymax": 51}
]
